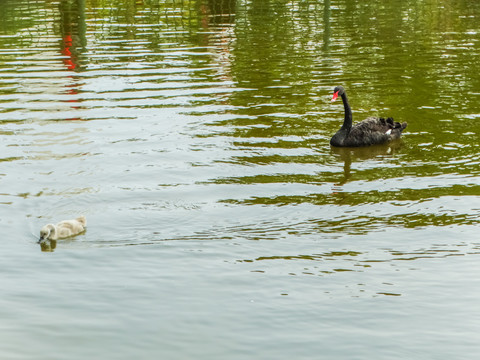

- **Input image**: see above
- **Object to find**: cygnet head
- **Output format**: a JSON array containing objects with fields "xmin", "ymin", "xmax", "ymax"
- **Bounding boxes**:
[{"xmin": 39, "ymin": 224, "xmax": 55, "ymax": 242}]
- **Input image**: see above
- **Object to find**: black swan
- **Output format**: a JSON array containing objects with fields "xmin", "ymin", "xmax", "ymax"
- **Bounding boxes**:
[{"xmin": 330, "ymin": 86, "xmax": 407, "ymax": 147}]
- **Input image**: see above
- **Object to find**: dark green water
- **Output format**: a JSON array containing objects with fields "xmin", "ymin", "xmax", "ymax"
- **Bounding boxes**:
[{"xmin": 0, "ymin": 0, "xmax": 479, "ymax": 359}]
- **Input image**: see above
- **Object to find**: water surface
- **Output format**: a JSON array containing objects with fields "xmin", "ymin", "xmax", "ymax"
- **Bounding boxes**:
[{"xmin": 1, "ymin": 0, "xmax": 479, "ymax": 359}]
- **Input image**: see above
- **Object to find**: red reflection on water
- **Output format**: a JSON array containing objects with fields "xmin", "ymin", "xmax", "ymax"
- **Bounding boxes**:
[
  {"xmin": 62, "ymin": 34, "xmax": 76, "ymax": 70},
  {"xmin": 62, "ymin": 35, "xmax": 80, "ymax": 120}
]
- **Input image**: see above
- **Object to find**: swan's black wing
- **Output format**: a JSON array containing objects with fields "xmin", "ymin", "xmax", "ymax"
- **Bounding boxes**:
[{"xmin": 344, "ymin": 117, "xmax": 407, "ymax": 147}]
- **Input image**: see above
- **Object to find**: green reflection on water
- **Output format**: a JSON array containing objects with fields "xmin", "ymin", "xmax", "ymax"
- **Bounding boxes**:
[{"xmin": 0, "ymin": 0, "xmax": 479, "ymax": 230}]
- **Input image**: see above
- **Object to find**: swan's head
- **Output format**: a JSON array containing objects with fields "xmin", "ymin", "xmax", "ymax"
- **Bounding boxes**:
[
  {"xmin": 39, "ymin": 224, "xmax": 55, "ymax": 242},
  {"xmin": 331, "ymin": 86, "xmax": 345, "ymax": 102}
]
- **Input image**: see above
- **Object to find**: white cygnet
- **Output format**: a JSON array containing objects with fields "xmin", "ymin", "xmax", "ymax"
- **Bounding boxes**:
[{"xmin": 39, "ymin": 216, "xmax": 87, "ymax": 242}]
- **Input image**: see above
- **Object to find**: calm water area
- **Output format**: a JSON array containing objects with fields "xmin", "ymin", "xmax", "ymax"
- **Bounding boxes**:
[{"xmin": 1, "ymin": 0, "xmax": 480, "ymax": 358}]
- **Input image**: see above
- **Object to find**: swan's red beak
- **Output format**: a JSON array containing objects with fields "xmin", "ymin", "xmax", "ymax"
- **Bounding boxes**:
[{"xmin": 331, "ymin": 91, "xmax": 339, "ymax": 102}]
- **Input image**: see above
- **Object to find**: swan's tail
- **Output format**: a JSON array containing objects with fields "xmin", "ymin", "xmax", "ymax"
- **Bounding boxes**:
[
  {"xmin": 387, "ymin": 117, "xmax": 407, "ymax": 132},
  {"xmin": 76, "ymin": 216, "xmax": 87, "ymax": 227}
]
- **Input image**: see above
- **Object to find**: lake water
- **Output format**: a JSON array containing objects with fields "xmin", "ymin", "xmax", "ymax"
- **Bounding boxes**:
[{"xmin": 1, "ymin": 0, "xmax": 480, "ymax": 358}]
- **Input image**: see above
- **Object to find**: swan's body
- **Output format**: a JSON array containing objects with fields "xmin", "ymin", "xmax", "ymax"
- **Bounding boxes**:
[
  {"xmin": 330, "ymin": 86, "xmax": 407, "ymax": 147},
  {"xmin": 39, "ymin": 216, "xmax": 86, "ymax": 242}
]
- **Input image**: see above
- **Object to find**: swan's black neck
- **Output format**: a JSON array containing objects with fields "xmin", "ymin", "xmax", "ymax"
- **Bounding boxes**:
[{"xmin": 340, "ymin": 92, "xmax": 353, "ymax": 131}]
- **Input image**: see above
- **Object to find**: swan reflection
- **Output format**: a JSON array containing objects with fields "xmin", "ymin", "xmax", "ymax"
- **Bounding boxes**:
[
  {"xmin": 331, "ymin": 140, "xmax": 404, "ymax": 185},
  {"xmin": 39, "ymin": 239, "xmax": 57, "ymax": 252}
]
